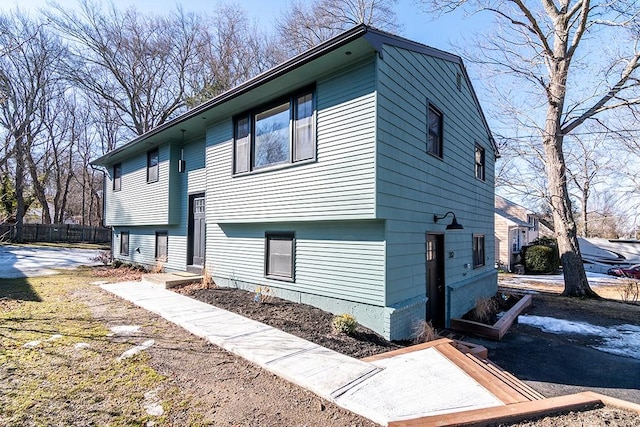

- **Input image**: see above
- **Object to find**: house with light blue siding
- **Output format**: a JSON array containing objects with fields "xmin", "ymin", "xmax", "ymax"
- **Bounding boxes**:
[{"xmin": 91, "ymin": 25, "xmax": 499, "ymax": 340}]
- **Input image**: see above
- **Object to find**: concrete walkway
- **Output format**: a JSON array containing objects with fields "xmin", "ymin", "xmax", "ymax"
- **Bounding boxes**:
[{"xmin": 101, "ymin": 281, "xmax": 505, "ymax": 425}]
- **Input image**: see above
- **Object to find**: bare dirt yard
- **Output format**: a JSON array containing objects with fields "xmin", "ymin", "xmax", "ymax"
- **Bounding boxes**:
[{"xmin": 2, "ymin": 266, "xmax": 639, "ymax": 426}]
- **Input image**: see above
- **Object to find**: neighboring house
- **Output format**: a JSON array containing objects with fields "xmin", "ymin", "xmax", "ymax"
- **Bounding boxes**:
[
  {"xmin": 494, "ymin": 195, "xmax": 543, "ymax": 272},
  {"xmin": 91, "ymin": 25, "xmax": 499, "ymax": 340}
]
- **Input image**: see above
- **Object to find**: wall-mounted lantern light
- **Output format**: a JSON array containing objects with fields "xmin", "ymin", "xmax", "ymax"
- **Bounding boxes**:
[{"xmin": 434, "ymin": 211, "xmax": 464, "ymax": 230}]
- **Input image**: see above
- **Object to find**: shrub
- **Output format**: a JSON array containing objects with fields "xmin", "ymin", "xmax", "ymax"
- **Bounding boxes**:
[
  {"xmin": 150, "ymin": 261, "xmax": 164, "ymax": 274},
  {"xmin": 522, "ymin": 243, "xmax": 560, "ymax": 274},
  {"xmin": 332, "ymin": 313, "xmax": 357, "ymax": 335},
  {"xmin": 90, "ymin": 250, "xmax": 112, "ymax": 265},
  {"xmin": 413, "ymin": 320, "xmax": 439, "ymax": 344},
  {"xmin": 471, "ymin": 297, "xmax": 499, "ymax": 324},
  {"xmin": 201, "ymin": 266, "xmax": 215, "ymax": 289},
  {"xmin": 253, "ymin": 286, "xmax": 273, "ymax": 304},
  {"xmin": 619, "ymin": 280, "xmax": 639, "ymax": 303}
]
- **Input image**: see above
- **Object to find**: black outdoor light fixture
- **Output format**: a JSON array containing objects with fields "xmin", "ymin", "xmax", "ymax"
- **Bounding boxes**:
[{"xmin": 434, "ymin": 211, "xmax": 464, "ymax": 230}]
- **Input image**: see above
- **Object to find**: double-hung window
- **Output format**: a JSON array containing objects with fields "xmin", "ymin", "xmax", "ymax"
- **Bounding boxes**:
[
  {"xmin": 147, "ymin": 149, "xmax": 159, "ymax": 183},
  {"xmin": 475, "ymin": 144, "xmax": 485, "ymax": 181},
  {"xmin": 156, "ymin": 231, "xmax": 168, "ymax": 261},
  {"xmin": 427, "ymin": 104, "xmax": 443, "ymax": 158},
  {"xmin": 113, "ymin": 164, "xmax": 122, "ymax": 191},
  {"xmin": 120, "ymin": 231, "xmax": 129, "ymax": 256},
  {"xmin": 473, "ymin": 234, "xmax": 485, "ymax": 268},
  {"xmin": 265, "ymin": 232, "xmax": 295, "ymax": 281},
  {"xmin": 234, "ymin": 89, "xmax": 315, "ymax": 174}
]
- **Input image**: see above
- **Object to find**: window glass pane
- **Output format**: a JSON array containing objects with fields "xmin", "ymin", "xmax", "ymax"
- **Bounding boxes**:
[
  {"xmin": 254, "ymin": 102, "xmax": 290, "ymax": 168},
  {"xmin": 113, "ymin": 164, "xmax": 122, "ymax": 191},
  {"xmin": 148, "ymin": 149, "xmax": 159, "ymax": 182},
  {"xmin": 266, "ymin": 234, "xmax": 293, "ymax": 278},
  {"xmin": 156, "ymin": 232, "xmax": 168, "ymax": 261},
  {"xmin": 120, "ymin": 232, "xmax": 129, "ymax": 255},
  {"xmin": 294, "ymin": 93, "xmax": 314, "ymax": 162},
  {"xmin": 234, "ymin": 117, "xmax": 250, "ymax": 174},
  {"xmin": 473, "ymin": 235, "xmax": 485, "ymax": 267},
  {"xmin": 427, "ymin": 106, "xmax": 442, "ymax": 157},
  {"xmin": 475, "ymin": 146, "xmax": 485, "ymax": 180}
]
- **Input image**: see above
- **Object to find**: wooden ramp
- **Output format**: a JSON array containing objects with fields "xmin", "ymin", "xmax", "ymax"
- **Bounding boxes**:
[
  {"xmin": 435, "ymin": 342, "xmax": 545, "ymax": 404},
  {"xmin": 363, "ymin": 338, "xmax": 543, "ymax": 406},
  {"xmin": 367, "ymin": 340, "xmax": 640, "ymax": 427}
]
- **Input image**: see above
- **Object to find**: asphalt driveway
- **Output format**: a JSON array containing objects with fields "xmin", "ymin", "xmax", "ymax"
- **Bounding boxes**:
[
  {"xmin": 467, "ymin": 278, "xmax": 640, "ymax": 406},
  {"xmin": 0, "ymin": 245, "xmax": 104, "ymax": 278}
]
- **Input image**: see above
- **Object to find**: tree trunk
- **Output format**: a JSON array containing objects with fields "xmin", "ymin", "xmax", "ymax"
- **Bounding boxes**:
[
  {"xmin": 543, "ymin": 136, "xmax": 598, "ymax": 298},
  {"xmin": 582, "ymin": 188, "xmax": 588, "ymax": 238},
  {"xmin": 14, "ymin": 133, "xmax": 25, "ymax": 243}
]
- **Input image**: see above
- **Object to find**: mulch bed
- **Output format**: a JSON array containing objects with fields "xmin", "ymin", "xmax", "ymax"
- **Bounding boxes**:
[{"xmin": 173, "ymin": 282, "xmax": 402, "ymax": 359}]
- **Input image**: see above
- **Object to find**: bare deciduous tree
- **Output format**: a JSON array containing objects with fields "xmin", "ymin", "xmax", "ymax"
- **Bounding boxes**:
[
  {"xmin": 0, "ymin": 10, "xmax": 66, "ymax": 237},
  {"xmin": 47, "ymin": 0, "xmax": 203, "ymax": 137},
  {"xmin": 277, "ymin": 0, "xmax": 400, "ymax": 55},
  {"xmin": 422, "ymin": 0, "xmax": 640, "ymax": 297},
  {"xmin": 187, "ymin": 4, "xmax": 283, "ymax": 108}
]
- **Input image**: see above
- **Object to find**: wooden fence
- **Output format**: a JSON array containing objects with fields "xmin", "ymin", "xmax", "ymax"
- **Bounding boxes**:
[{"xmin": 0, "ymin": 223, "xmax": 111, "ymax": 244}]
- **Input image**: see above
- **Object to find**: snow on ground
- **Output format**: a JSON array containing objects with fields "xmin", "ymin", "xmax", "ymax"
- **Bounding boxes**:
[
  {"xmin": 117, "ymin": 339, "xmax": 154, "ymax": 361},
  {"xmin": 500, "ymin": 272, "xmax": 623, "ymax": 287},
  {"xmin": 519, "ymin": 315, "xmax": 640, "ymax": 360},
  {"xmin": 109, "ymin": 325, "xmax": 141, "ymax": 335},
  {"xmin": 0, "ymin": 245, "xmax": 104, "ymax": 278}
]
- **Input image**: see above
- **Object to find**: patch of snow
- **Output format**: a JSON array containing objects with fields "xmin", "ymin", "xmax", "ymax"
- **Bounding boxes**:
[
  {"xmin": 48, "ymin": 334, "xmax": 63, "ymax": 341},
  {"xmin": 143, "ymin": 389, "xmax": 164, "ymax": 416},
  {"xmin": 74, "ymin": 342, "xmax": 90, "ymax": 349},
  {"xmin": 23, "ymin": 340, "xmax": 41, "ymax": 348},
  {"xmin": 519, "ymin": 315, "xmax": 640, "ymax": 360},
  {"xmin": 117, "ymin": 339, "xmax": 154, "ymax": 361},
  {"xmin": 110, "ymin": 325, "xmax": 141, "ymax": 335},
  {"xmin": 90, "ymin": 280, "xmax": 109, "ymax": 285}
]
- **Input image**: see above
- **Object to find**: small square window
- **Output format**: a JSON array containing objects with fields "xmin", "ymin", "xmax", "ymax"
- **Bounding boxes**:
[
  {"xmin": 155, "ymin": 231, "xmax": 168, "ymax": 261},
  {"xmin": 265, "ymin": 232, "xmax": 294, "ymax": 281},
  {"xmin": 427, "ymin": 104, "xmax": 443, "ymax": 158},
  {"xmin": 120, "ymin": 231, "xmax": 129, "ymax": 256},
  {"xmin": 147, "ymin": 149, "xmax": 159, "ymax": 183},
  {"xmin": 475, "ymin": 145, "xmax": 485, "ymax": 181},
  {"xmin": 473, "ymin": 235, "xmax": 485, "ymax": 268},
  {"xmin": 113, "ymin": 164, "xmax": 122, "ymax": 191}
]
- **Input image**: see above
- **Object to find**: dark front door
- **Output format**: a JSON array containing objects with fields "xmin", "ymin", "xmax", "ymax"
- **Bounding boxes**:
[
  {"xmin": 188, "ymin": 194, "xmax": 206, "ymax": 267},
  {"xmin": 426, "ymin": 233, "xmax": 445, "ymax": 328}
]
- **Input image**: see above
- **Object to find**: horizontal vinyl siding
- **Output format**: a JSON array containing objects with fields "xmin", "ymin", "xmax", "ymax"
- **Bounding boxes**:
[
  {"xmin": 113, "ymin": 225, "xmax": 186, "ymax": 271},
  {"xmin": 208, "ymin": 221, "xmax": 386, "ymax": 305},
  {"xmin": 205, "ymin": 59, "xmax": 377, "ymax": 223},
  {"xmin": 495, "ymin": 215, "xmax": 511, "ymax": 268},
  {"xmin": 376, "ymin": 45, "xmax": 496, "ymax": 306},
  {"xmin": 184, "ymin": 138, "xmax": 206, "ymax": 194},
  {"xmin": 105, "ymin": 145, "xmax": 171, "ymax": 226}
]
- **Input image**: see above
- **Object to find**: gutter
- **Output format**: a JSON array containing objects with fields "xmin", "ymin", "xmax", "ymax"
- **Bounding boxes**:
[{"xmin": 91, "ymin": 24, "xmax": 371, "ymax": 166}]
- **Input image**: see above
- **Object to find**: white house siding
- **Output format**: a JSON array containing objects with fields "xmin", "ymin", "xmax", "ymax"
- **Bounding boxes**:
[
  {"xmin": 105, "ymin": 144, "xmax": 172, "ymax": 226},
  {"xmin": 376, "ymin": 44, "xmax": 497, "ymax": 335},
  {"xmin": 205, "ymin": 58, "xmax": 377, "ymax": 223},
  {"xmin": 495, "ymin": 214, "xmax": 512, "ymax": 269}
]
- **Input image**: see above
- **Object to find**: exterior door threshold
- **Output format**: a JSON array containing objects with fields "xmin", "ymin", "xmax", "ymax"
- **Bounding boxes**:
[{"xmin": 186, "ymin": 265, "xmax": 203, "ymax": 275}]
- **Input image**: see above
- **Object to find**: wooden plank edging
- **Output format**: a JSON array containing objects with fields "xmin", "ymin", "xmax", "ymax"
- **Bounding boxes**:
[
  {"xmin": 450, "ymin": 294, "xmax": 532, "ymax": 340},
  {"xmin": 388, "ymin": 392, "xmax": 603, "ymax": 427},
  {"xmin": 360, "ymin": 339, "xmax": 454, "ymax": 362}
]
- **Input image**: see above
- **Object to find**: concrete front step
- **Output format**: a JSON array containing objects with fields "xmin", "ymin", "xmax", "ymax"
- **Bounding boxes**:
[{"xmin": 141, "ymin": 272, "xmax": 203, "ymax": 289}]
